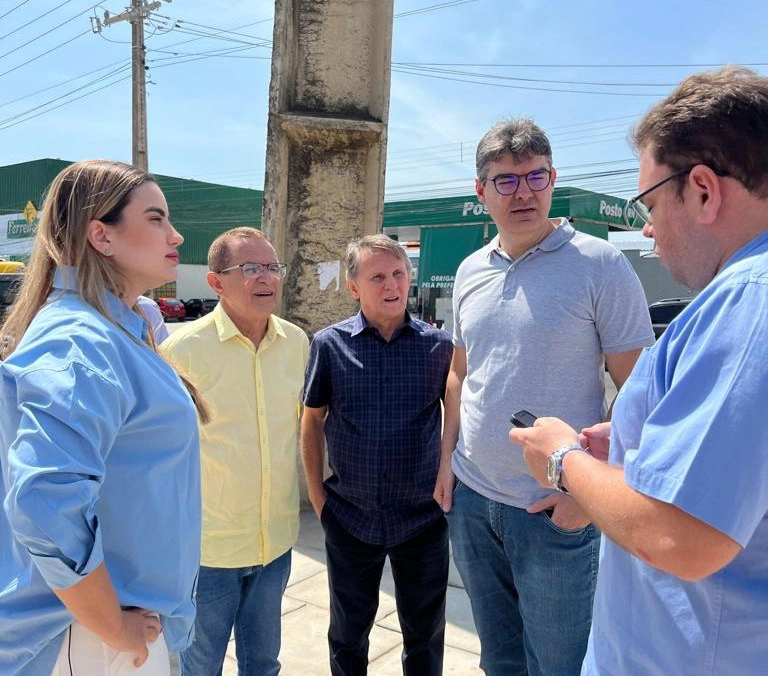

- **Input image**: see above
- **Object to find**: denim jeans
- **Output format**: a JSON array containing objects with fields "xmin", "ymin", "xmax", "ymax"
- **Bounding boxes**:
[
  {"xmin": 180, "ymin": 550, "xmax": 291, "ymax": 676},
  {"xmin": 447, "ymin": 481, "xmax": 599, "ymax": 676},
  {"xmin": 322, "ymin": 507, "xmax": 448, "ymax": 676}
]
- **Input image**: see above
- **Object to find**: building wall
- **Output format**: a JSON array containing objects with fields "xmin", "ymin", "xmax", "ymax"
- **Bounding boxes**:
[
  {"xmin": 621, "ymin": 250, "xmax": 695, "ymax": 304},
  {"xmin": 609, "ymin": 232, "xmax": 695, "ymax": 304},
  {"xmin": 176, "ymin": 264, "xmax": 212, "ymax": 300}
]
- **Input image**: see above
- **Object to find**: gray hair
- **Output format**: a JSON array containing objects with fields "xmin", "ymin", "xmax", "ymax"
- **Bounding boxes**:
[
  {"xmin": 476, "ymin": 117, "xmax": 553, "ymax": 180},
  {"xmin": 208, "ymin": 226, "xmax": 267, "ymax": 272},
  {"xmin": 345, "ymin": 234, "xmax": 411, "ymax": 281}
]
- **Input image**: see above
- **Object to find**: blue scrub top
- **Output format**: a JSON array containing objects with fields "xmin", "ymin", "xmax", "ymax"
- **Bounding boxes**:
[{"xmin": 584, "ymin": 232, "xmax": 768, "ymax": 675}]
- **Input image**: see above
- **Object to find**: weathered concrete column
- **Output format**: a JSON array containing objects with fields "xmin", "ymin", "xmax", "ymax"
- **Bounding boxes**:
[{"xmin": 262, "ymin": 0, "xmax": 395, "ymax": 335}]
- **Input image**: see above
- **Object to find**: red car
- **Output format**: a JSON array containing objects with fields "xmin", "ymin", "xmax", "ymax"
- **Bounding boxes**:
[{"xmin": 156, "ymin": 297, "xmax": 186, "ymax": 322}]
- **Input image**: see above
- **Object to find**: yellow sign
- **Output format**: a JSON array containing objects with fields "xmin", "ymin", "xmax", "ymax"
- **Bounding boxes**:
[{"xmin": 23, "ymin": 201, "xmax": 37, "ymax": 225}]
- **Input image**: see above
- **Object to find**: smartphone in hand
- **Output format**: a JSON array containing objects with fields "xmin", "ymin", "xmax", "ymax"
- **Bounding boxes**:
[{"xmin": 510, "ymin": 409, "xmax": 538, "ymax": 428}]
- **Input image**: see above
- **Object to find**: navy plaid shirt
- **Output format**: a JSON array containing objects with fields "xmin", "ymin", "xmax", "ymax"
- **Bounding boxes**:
[{"xmin": 304, "ymin": 311, "xmax": 452, "ymax": 547}]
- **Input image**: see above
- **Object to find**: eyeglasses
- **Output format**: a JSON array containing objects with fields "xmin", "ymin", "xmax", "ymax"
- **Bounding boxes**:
[
  {"xmin": 623, "ymin": 165, "xmax": 695, "ymax": 229},
  {"xmin": 486, "ymin": 168, "xmax": 552, "ymax": 196},
  {"xmin": 217, "ymin": 262, "xmax": 287, "ymax": 279}
]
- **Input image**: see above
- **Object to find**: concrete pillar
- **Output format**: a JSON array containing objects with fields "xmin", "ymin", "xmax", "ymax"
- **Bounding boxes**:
[{"xmin": 262, "ymin": 0, "xmax": 395, "ymax": 336}]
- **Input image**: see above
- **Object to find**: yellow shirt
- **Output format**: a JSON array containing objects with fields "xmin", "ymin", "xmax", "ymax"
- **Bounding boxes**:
[{"xmin": 161, "ymin": 304, "xmax": 309, "ymax": 568}]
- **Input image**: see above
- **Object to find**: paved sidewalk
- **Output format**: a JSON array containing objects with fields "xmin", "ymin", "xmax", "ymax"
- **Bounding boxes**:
[{"xmin": 218, "ymin": 510, "xmax": 482, "ymax": 675}]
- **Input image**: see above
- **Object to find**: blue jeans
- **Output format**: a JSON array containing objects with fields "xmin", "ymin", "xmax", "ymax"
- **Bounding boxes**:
[
  {"xmin": 180, "ymin": 551, "xmax": 291, "ymax": 676},
  {"xmin": 447, "ymin": 482, "xmax": 599, "ymax": 676}
]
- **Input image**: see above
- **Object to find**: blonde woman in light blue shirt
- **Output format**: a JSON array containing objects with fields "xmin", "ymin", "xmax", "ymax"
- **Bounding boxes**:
[{"xmin": 0, "ymin": 160, "xmax": 206, "ymax": 675}]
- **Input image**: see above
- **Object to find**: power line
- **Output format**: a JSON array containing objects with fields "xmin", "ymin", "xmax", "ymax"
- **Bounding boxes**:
[
  {"xmin": 149, "ymin": 44, "xmax": 268, "ymax": 64},
  {"xmin": 395, "ymin": 0, "xmax": 482, "ymax": 18},
  {"xmin": 150, "ymin": 14, "xmax": 272, "ymax": 48},
  {"xmin": 155, "ymin": 15, "xmax": 272, "ymax": 45},
  {"xmin": 0, "ymin": 57, "xmax": 128, "ymax": 109},
  {"xmin": 0, "ymin": 2, "xmax": 95, "ymax": 61},
  {"xmin": 150, "ymin": 18, "xmax": 273, "ymax": 51},
  {"xmin": 0, "ymin": 28, "xmax": 90, "ymax": 79},
  {"xmin": 0, "ymin": 69, "xmax": 129, "ymax": 130},
  {"xmin": 395, "ymin": 60, "xmax": 768, "ymax": 69},
  {"xmin": 0, "ymin": 0, "xmax": 34, "ymax": 22},
  {"xmin": 392, "ymin": 66, "xmax": 667, "ymax": 97},
  {"xmin": 0, "ymin": 0, "xmax": 78, "ymax": 42},
  {"xmin": 394, "ymin": 64, "xmax": 677, "ymax": 87}
]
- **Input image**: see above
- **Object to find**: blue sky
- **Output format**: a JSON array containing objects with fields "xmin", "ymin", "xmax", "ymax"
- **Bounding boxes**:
[{"xmin": 2, "ymin": 0, "xmax": 767, "ymax": 201}]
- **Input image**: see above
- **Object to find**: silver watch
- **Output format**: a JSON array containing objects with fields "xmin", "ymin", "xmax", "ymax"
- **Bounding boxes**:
[{"xmin": 546, "ymin": 444, "xmax": 585, "ymax": 493}]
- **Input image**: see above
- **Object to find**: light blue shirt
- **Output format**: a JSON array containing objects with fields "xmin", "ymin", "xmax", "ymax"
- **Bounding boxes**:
[
  {"xmin": 451, "ymin": 221, "xmax": 654, "ymax": 507},
  {"xmin": 0, "ymin": 268, "xmax": 201, "ymax": 676},
  {"xmin": 583, "ymin": 231, "xmax": 768, "ymax": 675}
]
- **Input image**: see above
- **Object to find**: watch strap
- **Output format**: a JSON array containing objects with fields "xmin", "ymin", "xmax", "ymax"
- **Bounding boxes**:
[{"xmin": 550, "ymin": 443, "xmax": 585, "ymax": 493}]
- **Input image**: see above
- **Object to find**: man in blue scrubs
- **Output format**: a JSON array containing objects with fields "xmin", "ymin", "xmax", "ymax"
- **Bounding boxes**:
[{"xmin": 513, "ymin": 66, "xmax": 768, "ymax": 675}]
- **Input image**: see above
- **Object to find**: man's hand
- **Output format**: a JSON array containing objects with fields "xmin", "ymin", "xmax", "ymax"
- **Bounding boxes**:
[
  {"xmin": 580, "ymin": 422, "xmax": 612, "ymax": 461},
  {"xmin": 509, "ymin": 416, "xmax": 580, "ymax": 488},
  {"xmin": 527, "ymin": 492, "xmax": 591, "ymax": 530},
  {"xmin": 103, "ymin": 608, "xmax": 162, "ymax": 668},
  {"xmin": 433, "ymin": 460, "xmax": 456, "ymax": 513},
  {"xmin": 309, "ymin": 489, "xmax": 327, "ymax": 520}
]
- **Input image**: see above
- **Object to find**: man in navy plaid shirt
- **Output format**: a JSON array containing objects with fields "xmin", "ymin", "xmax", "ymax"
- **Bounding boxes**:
[{"xmin": 302, "ymin": 234, "xmax": 452, "ymax": 676}]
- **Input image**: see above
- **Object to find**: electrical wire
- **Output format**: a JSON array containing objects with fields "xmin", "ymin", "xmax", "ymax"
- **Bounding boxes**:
[
  {"xmin": 0, "ymin": 0, "xmax": 34, "ymax": 22},
  {"xmin": 0, "ymin": 28, "xmax": 90, "ymax": 78},
  {"xmin": 0, "ymin": 2, "xmax": 95, "ymax": 62},
  {"xmin": 0, "ymin": 57, "xmax": 128, "ymax": 109},
  {"xmin": 395, "ymin": 60, "xmax": 768, "ymax": 69},
  {"xmin": 392, "ymin": 66, "xmax": 667, "ymax": 97},
  {"xmin": 149, "ymin": 15, "xmax": 272, "ymax": 48},
  {"xmin": 394, "ymin": 63, "xmax": 677, "ymax": 87},
  {"xmin": 395, "ymin": 0, "xmax": 482, "ymax": 18},
  {"xmin": 0, "ymin": 63, "xmax": 130, "ymax": 129},
  {"xmin": 153, "ymin": 14, "xmax": 272, "ymax": 46},
  {"xmin": 0, "ymin": 0, "xmax": 78, "ymax": 42}
]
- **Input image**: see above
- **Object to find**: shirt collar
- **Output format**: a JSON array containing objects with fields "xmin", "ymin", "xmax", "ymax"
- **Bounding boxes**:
[
  {"xmin": 486, "ymin": 217, "xmax": 574, "ymax": 260},
  {"xmin": 211, "ymin": 301, "xmax": 285, "ymax": 344},
  {"xmin": 52, "ymin": 266, "xmax": 145, "ymax": 339},
  {"xmin": 719, "ymin": 230, "xmax": 768, "ymax": 274},
  {"xmin": 350, "ymin": 309, "xmax": 419, "ymax": 338}
]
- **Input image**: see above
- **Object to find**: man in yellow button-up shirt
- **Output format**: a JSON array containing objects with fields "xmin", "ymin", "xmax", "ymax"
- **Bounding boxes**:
[{"xmin": 162, "ymin": 227, "xmax": 308, "ymax": 676}]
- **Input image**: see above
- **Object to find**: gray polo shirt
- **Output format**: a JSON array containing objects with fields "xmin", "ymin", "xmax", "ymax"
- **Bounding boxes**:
[{"xmin": 452, "ymin": 220, "xmax": 654, "ymax": 508}]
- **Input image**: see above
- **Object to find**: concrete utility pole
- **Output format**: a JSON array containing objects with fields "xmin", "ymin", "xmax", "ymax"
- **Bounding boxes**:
[
  {"xmin": 92, "ymin": 0, "xmax": 169, "ymax": 171},
  {"xmin": 262, "ymin": 0, "xmax": 395, "ymax": 336}
]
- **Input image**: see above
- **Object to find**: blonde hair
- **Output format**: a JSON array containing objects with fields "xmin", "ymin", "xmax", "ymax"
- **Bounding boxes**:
[
  {"xmin": 1, "ymin": 160, "xmax": 151, "ymax": 357},
  {"xmin": 0, "ymin": 159, "xmax": 209, "ymax": 422}
]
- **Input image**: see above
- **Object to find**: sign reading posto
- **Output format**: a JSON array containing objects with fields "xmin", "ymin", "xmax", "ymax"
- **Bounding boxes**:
[{"xmin": 461, "ymin": 201, "xmax": 489, "ymax": 218}]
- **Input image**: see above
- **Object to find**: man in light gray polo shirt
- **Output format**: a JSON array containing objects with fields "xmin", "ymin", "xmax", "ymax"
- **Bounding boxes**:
[{"xmin": 433, "ymin": 117, "xmax": 654, "ymax": 676}]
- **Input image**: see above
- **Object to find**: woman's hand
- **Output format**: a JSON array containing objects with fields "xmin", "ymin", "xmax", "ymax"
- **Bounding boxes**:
[{"xmin": 103, "ymin": 609, "xmax": 162, "ymax": 668}]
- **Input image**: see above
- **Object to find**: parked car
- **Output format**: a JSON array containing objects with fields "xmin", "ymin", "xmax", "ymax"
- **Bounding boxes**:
[
  {"xmin": 0, "ymin": 260, "xmax": 25, "ymax": 273},
  {"xmin": 0, "ymin": 273, "xmax": 23, "ymax": 318},
  {"xmin": 648, "ymin": 297, "xmax": 694, "ymax": 338},
  {"xmin": 156, "ymin": 297, "xmax": 186, "ymax": 322},
  {"xmin": 182, "ymin": 297, "xmax": 218, "ymax": 318}
]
